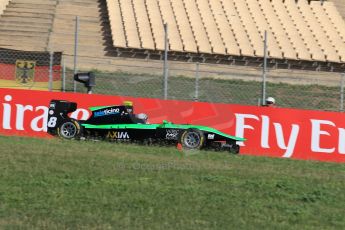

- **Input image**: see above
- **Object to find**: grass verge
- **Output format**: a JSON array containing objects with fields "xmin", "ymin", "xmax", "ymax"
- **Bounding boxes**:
[{"xmin": 0, "ymin": 135, "xmax": 344, "ymax": 229}]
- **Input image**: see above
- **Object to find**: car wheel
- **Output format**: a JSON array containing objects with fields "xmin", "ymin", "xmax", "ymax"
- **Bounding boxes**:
[
  {"xmin": 229, "ymin": 144, "xmax": 240, "ymax": 154},
  {"xmin": 58, "ymin": 120, "xmax": 80, "ymax": 139},
  {"xmin": 179, "ymin": 129, "xmax": 205, "ymax": 150}
]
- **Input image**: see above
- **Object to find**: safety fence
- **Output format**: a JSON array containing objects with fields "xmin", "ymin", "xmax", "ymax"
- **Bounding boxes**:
[
  {"xmin": 0, "ymin": 49, "xmax": 62, "ymax": 91},
  {"xmin": 62, "ymin": 57, "xmax": 344, "ymax": 112},
  {"xmin": 0, "ymin": 48, "xmax": 344, "ymax": 112}
]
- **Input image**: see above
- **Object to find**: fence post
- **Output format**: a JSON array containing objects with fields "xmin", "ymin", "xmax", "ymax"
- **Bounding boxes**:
[
  {"xmin": 163, "ymin": 23, "xmax": 169, "ymax": 100},
  {"xmin": 340, "ymin": 73, "xmax": 344, "ymax": 112},
  {"xmin": 262, "ymin": 30, "xmax": 268, "ymax": 106},
  {"xmin": 73, "ymin": 16, "xmax": 79, "ymax": 93},
  {"xmin": 48, "ymin": 51, "xmax": 53, "ymax": 91},
  {"xmin": 194, "ymin": 62, "xmax": 199, "ymax": 101},
  {"xmin": 62, "ymin": 56, "xmax": 66, "ymax": 92}
]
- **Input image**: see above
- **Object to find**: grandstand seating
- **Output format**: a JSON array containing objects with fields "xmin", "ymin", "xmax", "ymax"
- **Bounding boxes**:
[
  {"xmin": 331, "ymin": 0, "xmax": 345, "ymax": 20},
  {"xmin": 146, "ymin": 0, "xmax": 165, "ymax": 50},
  {"xmin": 311, "ymin": 1, "xmax": 345, "ymax": 62},
  {"xmin": 170, "ymin": 0, "xmax": 197, "ymax": 53},
  {"xmin": 259, "ymin": 0, "xmax": 297, "ymax": 59},
  {"xmin": 246, "ymin": 0, "xmax": 282, "ymax": 58},
  {"xmin": 297, "ymin": 0, "xmax": 339, "ymax": 62},
  {"xmin": 209, "ymin": 0, "xmax": 240, "ymax": 55},
  {"xmin": 285, "ymin": 0, "xmax": 326, "ymax": 61},
  {"xmin": 197, "ymin": 0, "xmax": 227, "ymax": 54},
  {"xmin": 270, "ymin": 0, "xmax": 311, "ymax": 60},
  {"xmin": 0, "ymin": 0, "xmax": 10, "ymax": 15},
  {"xmin": 0, "ymin": 0, "xmax": 56, "ymax": 51},
  {"xmin": 106, "ymin": 0, "xmax": 126, "ymax": 48},
  {"xmin": 133, "ymin": 0, "xmax": 155, "ymax": 50},
  {"xmin": 103, "ymin": 0, "xmax": 345, "ymax": 64},
  {"xmin": 0, "ymin": 0, "xmax": 345, "ymax": 68},
  {"xmin": 158, "ymin": 0, "xmax": 184, "ymax": 52},
  {"xmin": 233, "ymin": 0, "xmax": 264, "ymax": 57},
  {"xmin": 324, "ymin": 2, "xmax": 345, "ymax": 54},
  {"xmin": 49, "ymin": 0, "xmax": 107, "ymax": 57},
  {"xmin": 220, "ymin": 0, "xmax": 254, "ymax": 56},
  {"xmin": 183, "ymin": 0, "xmax": 212, "ymax": 53},
  {"xmin": 119, "ymin": 0, "xmax": 141, "ymax": 49}
]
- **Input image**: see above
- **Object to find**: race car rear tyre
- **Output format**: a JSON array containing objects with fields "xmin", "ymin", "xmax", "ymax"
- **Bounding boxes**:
[
  {"xmin": 230, "ymin": 144, "xmax": 240, "ymax": 154},
  {"xmin": 179, "ymin": 129, "xmax": 205, "ymax": 150},
  {"xmin": 58, "ymin": 120, "xmax": 81, "ymax": 139}
]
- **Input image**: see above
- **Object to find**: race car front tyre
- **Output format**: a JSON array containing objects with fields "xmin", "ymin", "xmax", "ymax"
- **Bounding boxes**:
[
  {"xmin": 179, "ymin": 129, "xmax": 205, "ymax": 150},
  {"xmin": 58, "ymin": 120, "xmax": 81, "ymax": 139}
]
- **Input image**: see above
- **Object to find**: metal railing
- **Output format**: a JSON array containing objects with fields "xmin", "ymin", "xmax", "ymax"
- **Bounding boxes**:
[
  {"xmin": 60, "ymin": 57, "xmax": 345, "ymax": 112},
  {"xmin": 0, "ymin": 49, "xmax": 62, "ymax": 91}
]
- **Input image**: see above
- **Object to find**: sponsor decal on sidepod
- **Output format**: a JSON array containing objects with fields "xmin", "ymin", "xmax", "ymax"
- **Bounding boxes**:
[{"xmin": 94, "ymin": 108, "xmax": 120, "ymax": 117}]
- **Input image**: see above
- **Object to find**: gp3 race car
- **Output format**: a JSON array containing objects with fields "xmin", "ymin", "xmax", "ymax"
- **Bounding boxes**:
[{"xmin": 47, "ymin": 100, "xmax": 246, "ymax": 153}]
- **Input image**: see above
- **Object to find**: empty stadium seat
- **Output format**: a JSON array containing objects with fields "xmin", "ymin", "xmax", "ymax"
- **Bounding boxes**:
[
  {"xmin": 0, "ymin": 0, "xmax": 11, "ymax": 15},
  {"xmin": 246, "ymin": 0, "xmax": 282, "ymax": 59},
  {"xmin": 259, "ymin": 0, "xmax": 297, "ymax": 59},
  {"xmin": 133, "ymin": 0, "xmax": 155, "ymax": 50},
  {"xmin": 158, "ymin": 0, "xmax": 184, "ymax": 52},
  {"xmin": 311, "ymin": 1, "xmax": 345, "ymax": 61},
  {"xmin": 119, "ymin": 0, "xmax": 141, "ymax": 49},
  {"xmin": 146, "ymin": 0, "xmax": 165, "ymax": 50},
  {"xmin": 324, "ymin": 2, "xmax": 345, "ymax": 53},
  {"xmin": 103, "ymin": 0, "xmax": 345, "ymax": 64},
  {"xmin": 183, "ymin": 0, "xmax": 212, "ymax": 53},
  {"xmin": 220, "ymin": 0, "xmax": 254, "ymax": 56},
  {"xmin": 271, "ymin": 0, "xmax": 311, "ymax": 60},
  {"xmin": 233, "ymin": 0, "xmax": 264, "ymax": 57},
  {"xmin": 106, "ymin": 0, "xmax": 127, "ymax": 48},
  {"xmin": 297, "ymin": 0, "xmax": 340, "ymax": 62},
  {"xmin": 196, "ymin": 0, "xmax": 226, "ymax": 54},
  {"xmin": 170, "ymin": 0, "xmax": 198, "ymax": 53},
  {"xmin": 285, "ymin": 0, "xmax": 325, "ymax": 61},
  {"xmin": 209, "ymin": 0, "xmax": 240, "ymax": 56}
]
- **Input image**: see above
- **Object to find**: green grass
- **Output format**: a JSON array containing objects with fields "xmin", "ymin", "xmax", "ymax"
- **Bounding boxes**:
[
  {"xmin": 66, "ymin": 70, "xmax": 342, "ymax": 111},
  {"xmin": 0, "ymin": 135, "xmax": 344, "ymax": 229}
]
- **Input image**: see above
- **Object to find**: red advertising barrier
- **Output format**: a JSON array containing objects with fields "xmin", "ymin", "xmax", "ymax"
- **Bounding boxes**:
[{"xmin": 1, "ymin": 88, "xmax": 345, "ymax": 163}]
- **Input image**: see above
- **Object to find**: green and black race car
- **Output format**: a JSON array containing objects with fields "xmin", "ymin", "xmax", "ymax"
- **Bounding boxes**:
[{"xmin": 47, "ymin": 100, "xmax": 246, "ymax": 153}]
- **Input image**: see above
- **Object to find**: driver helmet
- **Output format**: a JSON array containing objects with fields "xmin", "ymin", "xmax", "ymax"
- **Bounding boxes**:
[
  {"xmin": 123, "ymin": 101, "xmax": 133, "ymax": 114},
  {"xmin": 266, "ymin": 97, "xmax": 275, "ymax": 105},
  {"xmin": 123, "ymin": 101, "xmax": 133, "ymax": 106}
]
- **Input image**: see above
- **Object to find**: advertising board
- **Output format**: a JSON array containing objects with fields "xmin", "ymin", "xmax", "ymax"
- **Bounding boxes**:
[{"xmin": 0, "ymin": 88, "xmax": 344, "ymax": 163}]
